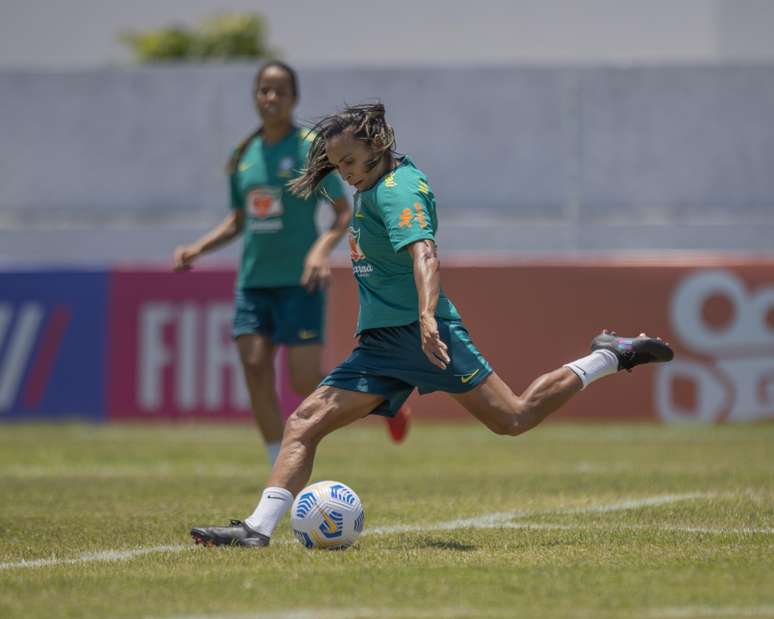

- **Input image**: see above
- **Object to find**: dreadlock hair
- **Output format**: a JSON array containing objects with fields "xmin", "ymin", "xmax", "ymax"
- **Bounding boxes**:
[
  {"xmin": 226, "ymin": 60, "xmax": 300, "ymax": 175},
  {"xmin": 288, "ymin": 103, "xmax": 397, "ymax": 199}
]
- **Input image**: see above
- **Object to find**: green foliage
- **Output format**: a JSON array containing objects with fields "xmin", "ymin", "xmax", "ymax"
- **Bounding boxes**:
[{"xmin": 120, "ymin": 12, "xmax": 278, "ymax": 63}]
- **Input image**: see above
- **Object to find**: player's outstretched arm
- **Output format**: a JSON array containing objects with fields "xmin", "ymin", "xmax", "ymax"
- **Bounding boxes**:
[{"xmin": 173, "ymin": 210, "xmax": 244, "ymax": 272}]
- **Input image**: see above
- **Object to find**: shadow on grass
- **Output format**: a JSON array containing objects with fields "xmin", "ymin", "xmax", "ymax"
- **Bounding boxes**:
[{"xmin": 417, "ymin": 538, "xmax": 477, "ymax": 551}]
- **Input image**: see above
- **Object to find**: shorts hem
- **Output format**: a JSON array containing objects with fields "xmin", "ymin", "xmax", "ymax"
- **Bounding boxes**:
[
  {"xmin": 442, "ymin": 367, "xmax": 494, "ymax": 394},
  {"xmin": 318, "ymin": 380, "xmax": 409, "ymax": 418},
  {"xmin": 277, "ymin": 337, "xmax": 324, "ymax": 346},
  {"xmin": 232, "ymin": 328, "xmax": 273, "ymax": 340}
]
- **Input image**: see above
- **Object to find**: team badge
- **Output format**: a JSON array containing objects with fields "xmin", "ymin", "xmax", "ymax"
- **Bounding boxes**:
[{"xmin": 277, "ymin": 156, "xmax": 295, "ymax": 178}]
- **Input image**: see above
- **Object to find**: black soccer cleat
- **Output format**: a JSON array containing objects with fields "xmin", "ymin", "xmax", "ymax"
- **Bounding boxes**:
[
  {"xmin": 190, "ymin": 519, "xmax": 270, "ymax": 548},
  {"xmin": 591, "ymin": 330, "xmax": 674, "ymax": 372}
]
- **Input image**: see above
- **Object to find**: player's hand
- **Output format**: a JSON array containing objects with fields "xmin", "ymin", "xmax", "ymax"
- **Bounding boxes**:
[
  {"xmin": 420, "ymin": 314, "xmax": 450, "ymax": 370},
  {"xmin": 173, "ymin": 245, "xmax": 199, "ymax": 272},
  {"xmin": 301, "ymin": 252, "xmax": 331, "ymax": 292}
]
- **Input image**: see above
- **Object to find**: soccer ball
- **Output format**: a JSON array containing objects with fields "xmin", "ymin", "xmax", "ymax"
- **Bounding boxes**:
[{"xmin": 290, "ymin": 480, "xmax": 364, "ymax": 550}]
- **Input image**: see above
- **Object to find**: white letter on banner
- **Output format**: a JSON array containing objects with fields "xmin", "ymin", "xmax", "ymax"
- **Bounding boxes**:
[
  {"xmin": 204, "ymin": 303, "xmax": 241, "ymax": 411},
  {"xmin": 139, "ymin": 302, "xmax": 173, "ymax": 411},
  {"xmin": 671, "ymin": 269, "xmax": 774, "ymax": 355},
  {"xmin": 0, "ymin": 303, "xmax": 43, "ymax": 413},
  {"xmin": 655, "ymin": 360, "xmax": 728, "ymax": 423},
  {"xmin": 176, "ymin": 303, "xmax": 198, "ymax": 411},
  {"xmin": 716, "ymin": 357, "xmax": 774, "ymax": 422}
]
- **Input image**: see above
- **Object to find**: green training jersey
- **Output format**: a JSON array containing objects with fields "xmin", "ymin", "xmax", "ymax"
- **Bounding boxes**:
[
  {"xmin": 348, "ymin": 156, "xmax": 461, "ymax": 334},
  {"xmin": 230, "ymin": 127, "xmax": 346, "ymax": 289}
]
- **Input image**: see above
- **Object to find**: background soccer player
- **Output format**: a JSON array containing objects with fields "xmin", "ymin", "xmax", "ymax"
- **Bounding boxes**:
[
  {"xmin": 174, "ymin": 65, "xmax": 411, "ymax": 465},
  {"xmin": 190, "ymin": 103, "xmax": 673, "ymax": 547}
]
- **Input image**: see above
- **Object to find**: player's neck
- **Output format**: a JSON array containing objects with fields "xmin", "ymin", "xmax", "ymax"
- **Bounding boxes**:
[{"xmin": 261, "ymin": 122, "xmax": 294, "ymax": 145}]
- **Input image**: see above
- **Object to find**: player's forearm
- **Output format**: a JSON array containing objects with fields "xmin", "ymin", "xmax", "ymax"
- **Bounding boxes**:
[
  {"xmin": 412, "ymin": 241, "xmax": 441, "ymax": 319},
  {"xmin": 191, "ymin": 215, "xmax": 241, "ymax": 256},
  {"xmin": 310, "ymin": 209, "xmax": 351, "ymax": 257}
]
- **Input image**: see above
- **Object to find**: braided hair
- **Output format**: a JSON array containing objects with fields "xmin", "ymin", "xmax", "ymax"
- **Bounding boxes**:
[{"xmin": 288, "ymin": 103, "xmax": 397, "ymax": 198}]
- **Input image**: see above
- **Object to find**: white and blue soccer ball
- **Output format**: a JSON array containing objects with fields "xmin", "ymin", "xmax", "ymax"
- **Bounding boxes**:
[{"xmin": 290, "ymin": 480, "xmax": 364, "ymax": 550}]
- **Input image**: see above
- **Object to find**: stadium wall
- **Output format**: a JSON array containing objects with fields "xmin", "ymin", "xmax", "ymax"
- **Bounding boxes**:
[
  {"xmin": 2, "ymin": 66, "xmax": 774, "ymax": 256},
  {"xmin": 1, "ymin": 260, "xmax": 772, "ymax": 424}
]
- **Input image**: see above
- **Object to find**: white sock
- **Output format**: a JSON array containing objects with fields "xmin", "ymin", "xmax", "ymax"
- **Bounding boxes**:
[
  {"xmin": 245, "ymin": 487, "xmax": 294, "ymax": 537},
  {"xmin": 563, "ymin": 349, "xmax": 619, "ymax": 389},
  {"xmin": 265, "ymin": 441, "xmax": 281, "ymax": 466}
]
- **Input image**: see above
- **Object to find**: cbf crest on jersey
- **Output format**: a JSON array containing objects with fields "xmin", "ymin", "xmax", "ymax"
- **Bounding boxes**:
[{"xmin": 277, "ymin": 156, "xmax": 295, "ymax": 178}]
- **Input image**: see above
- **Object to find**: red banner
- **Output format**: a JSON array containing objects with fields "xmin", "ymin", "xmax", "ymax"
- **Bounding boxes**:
[
  {"xmin": 108, "ymin": 270, "xmax": 251, "ymax": 421},
  {"xmin": 105, "ymin": 259, "xmax": 774, "ymax": 423}
]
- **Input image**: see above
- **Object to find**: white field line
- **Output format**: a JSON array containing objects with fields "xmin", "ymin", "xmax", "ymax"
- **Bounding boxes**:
[
  {"xmin": 157, "ymin": 607, "xmax": 492, "ymax": 619},
  {"xmin": 150, "ymin": 606, "xmax": 774, "ymax": 619},
  {"xmin": 0, "ymin": 544, "xmax": 187, "ymax": 571},
  {"xmin": 365, "ymin": 492, "xmax": 711, "ymax": 535},
  {"xmin": 1, "ymin": 492, "xmax": 768, "ymax": 572},
  {"xmin": 490, "ymin": 523, "xmax": 774, "ymax": 534},
  {"xmin": 648, "ymin": 606, "xmax": 774, "ymax": 618}
]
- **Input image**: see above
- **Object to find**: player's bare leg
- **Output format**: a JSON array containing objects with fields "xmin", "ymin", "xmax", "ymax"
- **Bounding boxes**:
[
  {"xmin": 287, "ymin": 344, "xmax": 411, "ymax": 444},
  {"xmin": 191, "ymin": 386, "xmax": 382, "ymax": 547},
  {"xmin": 286, "ymin": 344, "xmax": 325, "ymax": 396},
  {"xmin": 236, "ymin": 334, "xmax": 283, "ymax": 462},
  {"xmin": 453, "ymin": 369, "xmax": 580, "ymax": 436},
  {"xmin": 454, "ymin": 331, "xmax": 673, "ymax": 436},
  {"xmin": 268, "ymin": 386, "xmax": 384, "ymax": 493}
]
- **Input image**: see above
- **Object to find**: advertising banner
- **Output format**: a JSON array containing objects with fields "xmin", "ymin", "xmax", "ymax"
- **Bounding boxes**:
[
  {"xmin": 0, "ymin": 271, "xmax": 107, "ymax": 421},
  {"xmin": 352, "ymin": 260, "xmax": 772, "ymax": 423},
  {"xmin": 2, "ymin": 260, "xmax": 772, "ymax": 423},
  {"xmin": 107, "ymin": 269, "xmax": 252, "ymax": 421}
]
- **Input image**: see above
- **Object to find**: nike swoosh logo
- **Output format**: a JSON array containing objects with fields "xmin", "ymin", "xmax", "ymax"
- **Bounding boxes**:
[
  {"xmin": 321, "ymin": 511, "xmax": 338, "ymax": 533},
  {"xmin": 459, "ymin": 369, "xmax": 480, "ymax": 384},
  {"xmin": 354, "ymin": 212, "xmax": 365, "ymax": 219},
  {"xmin": 238, "ymin": 162, "xmax": 254, "ymax": 172},
  {"xmin": 266, "ymin": 495, "xmax": 285, "ymax": 500},
  {"xmin": 298, "ymin": 330, "xmax": 318, "ymax": 340}
]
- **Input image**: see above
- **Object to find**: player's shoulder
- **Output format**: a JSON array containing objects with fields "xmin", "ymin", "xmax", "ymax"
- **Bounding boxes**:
[
  {"xmin": 297, "ymin": 127, "xmax": 317, "ymax": 143},
  {"xmin": 227, "ymin": 130, "xmax": 262, "ymax": 174},
  {"xmin": 377, "ymin": 157, "xmax": 432, "ymax": 200},
  {"xmin": 295, "ymin": 127, "xmax": 318, "ymax": 158}
]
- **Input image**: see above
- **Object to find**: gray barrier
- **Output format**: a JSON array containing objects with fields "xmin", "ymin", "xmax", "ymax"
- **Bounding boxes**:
[{"xmin": 1, "ymin": 65, "xmax": 773, "ymax": 260}]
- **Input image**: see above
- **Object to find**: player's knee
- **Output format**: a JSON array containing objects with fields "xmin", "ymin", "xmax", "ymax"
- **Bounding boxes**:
[
  {"xmin": 488, "ymin": 403, "xmax": 533, "ymax": 437},
  {"xmin": 238, "ymin": 351, "xmax": 272, "ymax": 376},
  {"xmin": 488, "ymin": 418, "xmax": 519, "ymax": 437},
  {"xmin": 284, "ymin": 395, "xmax": 333, "ymax": 445}
]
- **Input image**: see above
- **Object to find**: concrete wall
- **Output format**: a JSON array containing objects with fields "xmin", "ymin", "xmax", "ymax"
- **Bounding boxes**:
[{"xmin": 2, "ymin": 65, "xmax": 774, "ymax": 261}]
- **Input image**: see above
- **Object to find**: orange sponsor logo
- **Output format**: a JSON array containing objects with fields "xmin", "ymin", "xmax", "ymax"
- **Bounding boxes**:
[
  {"xmin": 250, "ymin": 194, "xmax": 273, "ymax": 218},
  {"xmin": 348, "ymin": 227, "xmax": 366, "ymax": 262}
]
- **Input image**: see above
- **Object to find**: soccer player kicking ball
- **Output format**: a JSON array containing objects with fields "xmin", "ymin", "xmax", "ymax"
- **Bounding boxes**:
[
  {"xmin": 191, "ymin": 103, "xmax": 673, "ymax": 547},
  {"xmin": 174, "ymin": 64, "xmax": 410, "ymax": 466}
]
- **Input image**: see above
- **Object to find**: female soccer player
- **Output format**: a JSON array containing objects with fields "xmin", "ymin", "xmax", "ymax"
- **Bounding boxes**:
[
  {"xmin": 190, "ymin": 103, "xmax": 673, "ymax": 547},
  {"xmin": 174, "ymin": 66, "xmax": 410, "ymax": 466}
]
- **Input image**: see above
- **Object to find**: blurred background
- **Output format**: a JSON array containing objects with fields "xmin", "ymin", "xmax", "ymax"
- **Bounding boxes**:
[{"xmin": 1, "ymin": 0, "xmax": 773, "ymax": 425}]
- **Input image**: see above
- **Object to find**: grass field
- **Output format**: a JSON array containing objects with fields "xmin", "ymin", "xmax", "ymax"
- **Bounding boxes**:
[{"xmin": 1, "ymin": 421, "xmax": 772, "ymax": 619}]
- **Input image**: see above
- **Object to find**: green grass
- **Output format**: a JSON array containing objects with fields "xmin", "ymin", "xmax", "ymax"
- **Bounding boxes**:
[{"xmin": 0, "ymin": 421, "xmax": 772, "ymax": 619}]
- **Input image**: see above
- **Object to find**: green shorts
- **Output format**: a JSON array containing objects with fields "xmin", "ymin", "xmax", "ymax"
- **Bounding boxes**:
[
  {"xmin": 320, "ymin": 319, "xmax": 492, "ymax": 417},
  {"xmin": 232, "ymin": 287, "xmax": 324, "ymax": 345}
]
